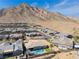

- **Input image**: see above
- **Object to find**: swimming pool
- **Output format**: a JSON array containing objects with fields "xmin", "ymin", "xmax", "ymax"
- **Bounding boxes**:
[{"xmin": 32, "ymin": 49, "xmax": 45, "ymax": 55}]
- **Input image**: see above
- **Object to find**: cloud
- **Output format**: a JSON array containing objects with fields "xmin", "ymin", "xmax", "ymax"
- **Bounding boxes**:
[
  {"xmin": 48, "ymin": 0, "xmax": 79, "ymax": 16},
  {"xmin": 51, "ymin": 4, "xmax": 79, "ymax": 16},
  {"xmin": 31, "ymin": 2, "xmax": 38, "ymax": 7},
  {"xmin": 44, "ymin": 2, "xmax": 50, "ymax": 9},
  {"xmin": 54, "ymin": 0, "xmax": 69, "ymax": 7},
  {"xmin": 60, "ymin": 4, "xmax": 79, "ymax": 15},
  {"xmin": 31, "ymin": 2, "xmax": 50, "ymax": 10}
]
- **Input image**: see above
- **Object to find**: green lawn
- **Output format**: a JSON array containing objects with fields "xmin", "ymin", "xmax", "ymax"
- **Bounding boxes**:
[
  {"xmin": 0, "ymin": 39, "xmax": 16, "ymax": 43},
  {"xmin": 45, "ymin": 48, "xmax": 52, "ymax": 53},
  {"xmin": 6, "ymin": 57, "xmax": 16, "ymax": 59}
]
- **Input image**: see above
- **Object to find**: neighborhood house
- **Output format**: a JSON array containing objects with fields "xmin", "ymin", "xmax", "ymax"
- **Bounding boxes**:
[{"xmin": 25, "ymin": 39, "xmax": 52, "ymax": 57}]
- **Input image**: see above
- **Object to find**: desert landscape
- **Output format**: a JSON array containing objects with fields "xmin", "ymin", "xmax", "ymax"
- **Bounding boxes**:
[
  {"xmin": 0, "ymin": 3, "xmax": 79, "ymax": 36},
  {"xmin": 0, "ymin": 2, "xmax": 79, "ymax": 59}
]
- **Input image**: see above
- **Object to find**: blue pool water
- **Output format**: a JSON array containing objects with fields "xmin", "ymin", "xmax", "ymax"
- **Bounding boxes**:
[{"xmin": 32, "ymin": 49, "xmax": 45, "ymax": 55}]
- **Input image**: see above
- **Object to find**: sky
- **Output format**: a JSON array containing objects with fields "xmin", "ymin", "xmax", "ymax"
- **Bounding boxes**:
[{"xmin": 0, "ymin": 0, "xmax": 79, "ymax": 16}]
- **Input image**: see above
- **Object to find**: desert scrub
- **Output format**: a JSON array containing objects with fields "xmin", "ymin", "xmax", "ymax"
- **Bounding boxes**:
[
  {"xmin": 74, "ymin": 36, "xmax": 79, "ymax": 43},
  {"xmin": 45, "ymin": 48, "xmax": 52, "ymax": 53}
]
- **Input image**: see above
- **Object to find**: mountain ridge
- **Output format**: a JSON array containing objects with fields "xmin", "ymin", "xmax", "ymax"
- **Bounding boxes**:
[{"xmin": 0, "ymin": 3, "xmax": 79, "ymax": 36}]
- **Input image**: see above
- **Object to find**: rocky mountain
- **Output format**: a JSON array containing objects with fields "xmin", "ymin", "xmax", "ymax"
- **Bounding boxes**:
[
  {"xmin": 68, "ymin": 16, "xmax": 79, "ymax": 22},
  {"xmin": 0, "ymin": 3, "xmax": 79, "ymax": 36}
]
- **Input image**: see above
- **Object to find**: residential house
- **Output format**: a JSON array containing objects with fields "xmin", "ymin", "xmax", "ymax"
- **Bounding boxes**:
[
  {"xmin": 9, "ymin": 33, "xmax": 23, "ymax": 39},
  {"xmin": 52, "ymin": 33, "xmax": 73, "ymax": 50},
  {"xmin": 24, "ymin": 39, "xmax": 52, "ymax": 57},
  {"xmin": 0, "ymin": 39, "xmax": 23, "ymax": 59}
]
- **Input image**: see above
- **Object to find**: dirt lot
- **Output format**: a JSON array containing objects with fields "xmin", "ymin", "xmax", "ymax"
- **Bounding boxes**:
[
  {"xmin": 31, "ymin": 51, "xmax": 78, "ymax": 59},
  {"xmin": 52, "ymin": 51, "xmax": 76, "ymax": 59}
]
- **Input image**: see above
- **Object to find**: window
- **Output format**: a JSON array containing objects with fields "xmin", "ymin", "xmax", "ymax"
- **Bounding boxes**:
[
  {"xmin": 29, "ymin": 46, "xmax": 49, "ymax": 51},
  {"xmin": 29, "ymin": 48, "xmax": 34, "ymax": 51},
  {"xmin": 67, "ymin": 35, "xmax": 73, "ymax": 38},
  {"xmin": 49, "ymin": 33, "xmax": 54, "ymax": 36},
  {"xmin": 3, "ymin": 52, "xmax": 13, "ymax": 57}
]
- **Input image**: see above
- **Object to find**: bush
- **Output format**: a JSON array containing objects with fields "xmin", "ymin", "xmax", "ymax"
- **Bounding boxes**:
[{"xmin": 74, "ymin": 36, "xmax": 79, "ymax": 43}]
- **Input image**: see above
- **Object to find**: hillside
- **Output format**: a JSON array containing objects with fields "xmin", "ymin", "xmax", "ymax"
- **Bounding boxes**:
[
  {"xmin": 0, "ymin": 3, "xmax": 79, "ymax": 36},
  {"xmin": 68, "ymin": 16, "xmax": 79, "ymax": 23}
]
